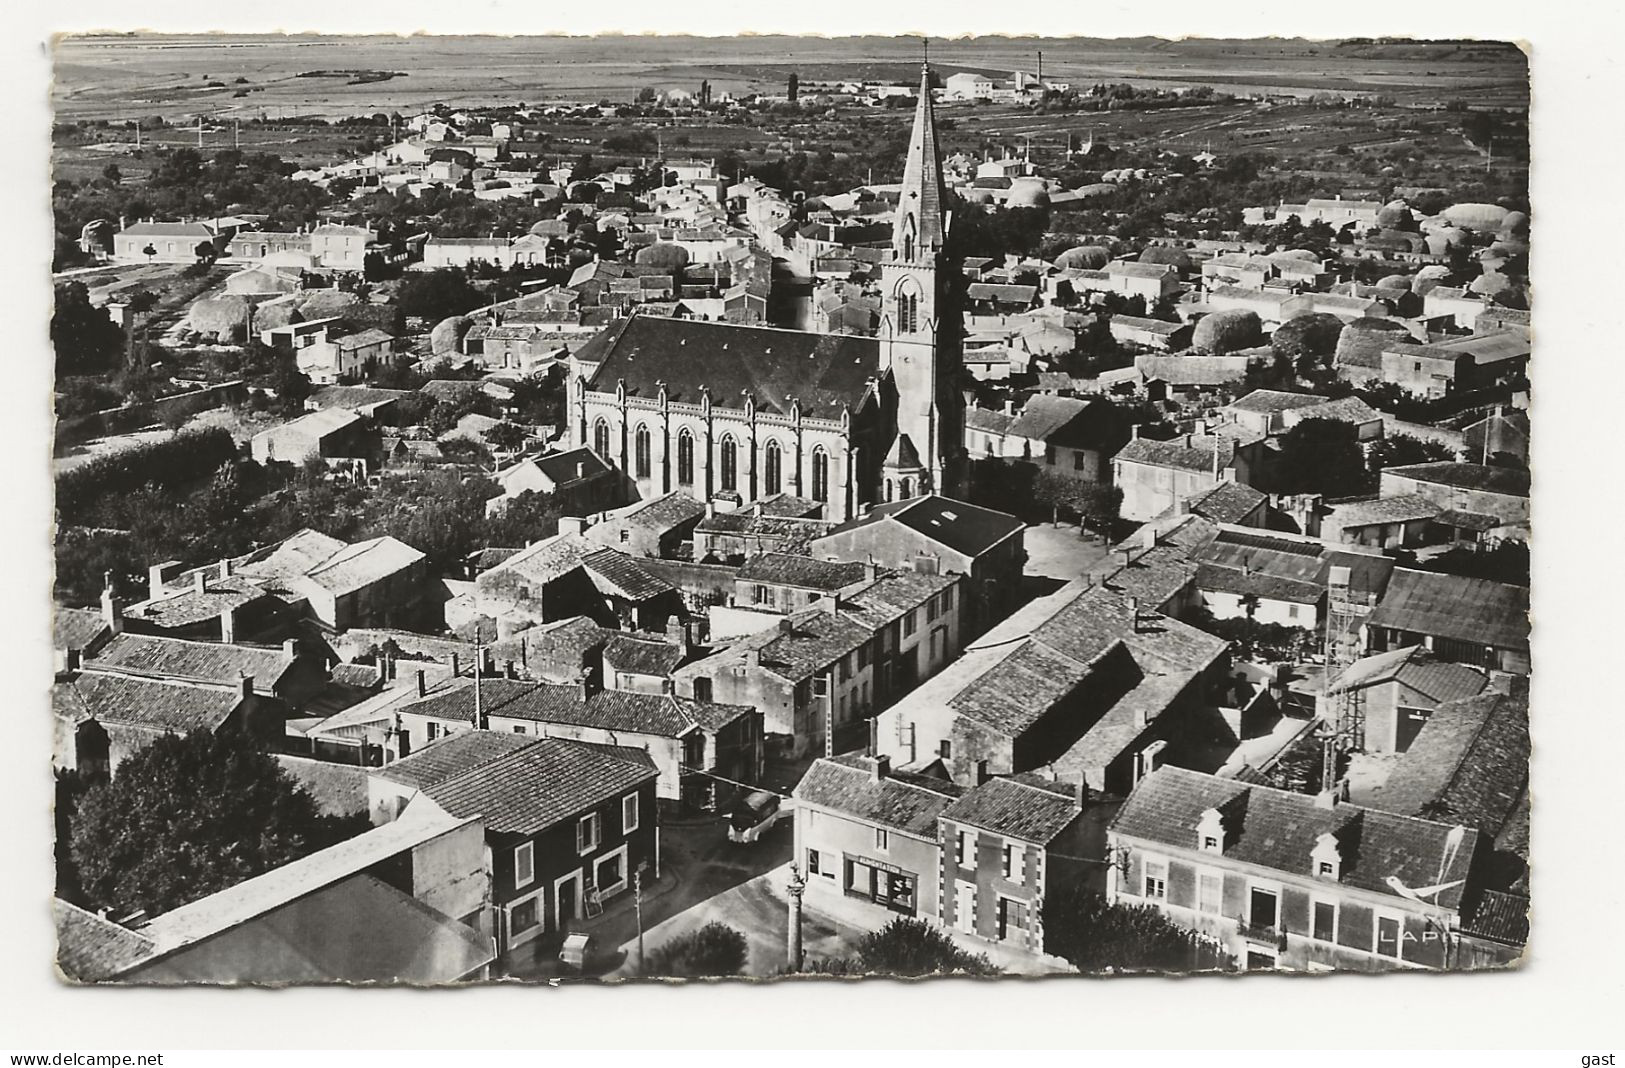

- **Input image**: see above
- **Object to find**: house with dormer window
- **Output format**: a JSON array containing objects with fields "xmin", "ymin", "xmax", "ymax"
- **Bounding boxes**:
[{"xmin": 1107, "ymin": 766, "xmax": 1521, "ymax": 971}]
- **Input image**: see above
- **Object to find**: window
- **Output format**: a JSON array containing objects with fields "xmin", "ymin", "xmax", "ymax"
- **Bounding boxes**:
[
  {"xmin": 576, "ymin": 812, "xmax": 601, "ymax": 855},
  {"xmin": 676, "ymin": 429, "xmax": 695, "ymax": 486},
  {"xmin": 1318, "ymin": 861, "xmax": 1335, "ymax": 877},
  {"xmin": 1375, "ymin": 914, "xmax": 1403, "ymax": 959},
  {"xmin": 623, "ymin": 793, "xmax": 640, "ymax": 835},
  {"xmin": 1202, "ymin": 835, "xmax": 1220, "ymax": 852},
  {"xmin": 763, "ymin": 439, "xmax": 782, "ymax": 495},
  {"xmin": 955, "ymin": 830, "xmax": 972, "ymax": 867},
  {"xmin": 513, "ymin": 725, "xmax": 527, "ymax": 734},
  {"xmin": 1073, "ymin": 451, "xmax": 1088, "ymax": 471},
  {"xmin": 510, "ymin": 895, "xmax": 539, "ymax": 935},
  {"xmin": 926, "ymin": 596, "xmax": 940, "ymax": 623},
  {"xmin": 1313, "ymin": 900, "xmax": 1338, "ymax": 943},
  {"xmin": 807, "ymin": 848, "xmax": 821, "ymax": 876},
  {"xmin": 594, "ymin": 848, "xmax": 627, "ymax": 896},
  {"xmin": 1143, "ymin": 858, "xmax": 1168, "ymax": 900},
  {"xmin": 426, "ymin": 722, "xmax": 441, "ymax": 741},
  {"xmin": 593, "ymin": 418, "xmax": 612, "ymax": 460},
  {"xmin": 813, "ymin": 676, "xmax": 830, "ymax": 698},
  {"xmin": 514, "ymin": 843, "xmax": 535, "ymax": 889},
  {"xmin": 875, "ymin": 828, "xmax": 889, "ymax": 851},
  {"xmin": 811, "ymin": 448, "xmax": 829, "ymax": 503},
  {"xmin": 941, "ymin": 586, "xmax": 953, "ymax": 612},
  {"xmin": 903, "ymin": 610, "xmax": 918, "ymax": 638},
  {"xmin": 634, "ymin": 425, "xmax": 651, "ymax": 478},
  {"xmin": 939, "ymin": 739, "xmax": 952, "ymax": 760},
  {"xmin": 692, "ymin": 676, "xmax": 712, "ymax": 702},
  {"xmin": 719, "ymin": 435, "xmax": 738, "ymax": 491},
  {"xmin": 1045, "ymin": 444, "xmax": 1057, "ymax": 466},
  {"xmin": 1197, "ymin": 871, "xmax": 1222, "ymax": 914},
  {"xmin": 1002, "ymin": 844, "xmax": 1025, "ymax": 884},
  {"xmin": 857, "ymin": 643, "xmax": 871, "ymax": 670},
  {"xmin": 1249, "ymin": 886, "xmax": 1279, "ymax": 931}
]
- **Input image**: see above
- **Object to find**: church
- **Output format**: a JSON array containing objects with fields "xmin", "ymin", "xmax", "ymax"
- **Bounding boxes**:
[{"xmin": 565, "ymin": 65, "xmax": 966, "ymax": 523}]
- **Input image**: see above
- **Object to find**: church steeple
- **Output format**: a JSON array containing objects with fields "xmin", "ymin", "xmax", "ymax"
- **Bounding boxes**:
[{"xmin": 892, "ymin": 64, "xmax": 949, "ymax": 261}]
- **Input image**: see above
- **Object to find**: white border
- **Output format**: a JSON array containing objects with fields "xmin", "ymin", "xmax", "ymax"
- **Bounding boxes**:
[{"xmin": 5, "ymin": 0, "xmax": 1621, "ymax": 1052}]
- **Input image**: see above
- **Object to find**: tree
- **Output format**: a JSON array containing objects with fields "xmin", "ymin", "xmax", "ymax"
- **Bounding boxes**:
[
  {"xmin": 69, "ymin": 731, "xmax": 367, "ymax": 917},
  {"xmin": 52, "ymin": 282, "xmax": 126, "ymax": 375},
  {"xmin": 193, "ymin": 239, "xmax": 219, "ymax": 265},
  {"xmin": 396, "ymin": 269, "xmax": 485, "ymax": 321},
  {"xmin": 1270, "ymin": 313, "xmax": 1345, "ymax": 375},
  {"xmin": 787, "ymin": 71, "xmax": 799, "ymax": 102},
  {"xmin": 1043, "ymin": 884, "xmax": 1232, "ymax": 973},
  {"xmin": 646, "ymin": 921, "xmax": 748, "ymax": 978},
  {"xmin": 821, "ymin": 917, "xmax": 999, "ymax": 977},
  {"xmin": 483, "ymin": 421, "xmax": 526, "ymax": 452},
  {"xmin": 1367, "ymin": 432, "xmax": 1455, "ymax": 472},
  {"xmin": 1273, "ymin": 418, "xmax": 1370, "ymax": 498}
]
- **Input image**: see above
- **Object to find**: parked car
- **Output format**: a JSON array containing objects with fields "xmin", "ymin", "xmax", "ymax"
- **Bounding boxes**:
[{"xmin": 727, "ymin": 789, "xmax": 782, "ymax": 844}]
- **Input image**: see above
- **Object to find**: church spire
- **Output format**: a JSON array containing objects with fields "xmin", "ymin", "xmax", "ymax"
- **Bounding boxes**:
[{"xmin": 893, "ymin": 63, "xmax": 948, "ymax": 260}]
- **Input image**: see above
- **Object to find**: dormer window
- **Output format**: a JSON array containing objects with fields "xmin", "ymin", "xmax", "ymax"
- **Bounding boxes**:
[
  {"xmin": 1310, "ymin": 831, "xmax": 1342, "ymax": 881},
  {"xmin": 1196, "ymin": 807, "xmax": 1225, "ymax": 855}
]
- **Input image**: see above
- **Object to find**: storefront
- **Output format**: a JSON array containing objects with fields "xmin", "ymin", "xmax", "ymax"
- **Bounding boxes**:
[{"xmin": 842, "ymin": 853, "xmax": 918, "ymax": 916}]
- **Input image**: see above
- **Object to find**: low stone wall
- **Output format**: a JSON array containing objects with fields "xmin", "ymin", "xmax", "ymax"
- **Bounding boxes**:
[{"xmin": 56, "ymin": 380, "xmax": 247, "ymax": 451}]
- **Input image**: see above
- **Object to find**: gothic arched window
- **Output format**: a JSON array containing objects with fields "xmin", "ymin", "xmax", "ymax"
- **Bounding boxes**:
[
  {"xmin": 885, "ymin": 478, "xmax": 895, "ymax": 503},
  {"xmin": 676, "ymin": 429, "xmax": 695, "ymax": 486},
  {"xmin": 811, "ymin": 448, "xmax": 829, "ymax": 503},
  {"xmin": 634, "ymin": 425, "xmax": 651, "ymax": 478},
  {"xmin": 593, "ymin": 418, "xmax": 611, "ymax": 460},
  {"xmin": 898, "ymin": 478, "xmax": 913, "ymax": 500},
  {"xmin": 763, "ymin": 439, "xmax": 782, "ymax": 496},
  {"xmin": 719, "ymin": 434, "xmax": 738, "ymax": 491}
]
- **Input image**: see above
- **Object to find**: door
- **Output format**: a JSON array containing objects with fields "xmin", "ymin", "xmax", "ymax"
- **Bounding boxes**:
[
  {"xmin": 954, "ymin": 882, "xmax": 976, "ymax": 934},
  {"xmin": 996, "ymin": 897, "xmax": 1012, "ymax": 940},
  {"xmin": 1396, "ymin": 707, "xmax": 1430, "ymax": 752},
  {"xmin": 557, "ymin": 872, "xmax": 581, "ymax": 929},
  {"xmin": 1250, "ymin": 887, "xmax": 1278, "ymax": 931}
]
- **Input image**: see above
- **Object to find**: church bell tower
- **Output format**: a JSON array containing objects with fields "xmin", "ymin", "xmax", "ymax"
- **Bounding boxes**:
[{"xmin": 879, "ymin": 62, "xmax": 964, "ymax": 501}]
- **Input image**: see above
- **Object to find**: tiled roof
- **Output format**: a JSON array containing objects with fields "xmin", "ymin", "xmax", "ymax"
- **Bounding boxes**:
[
  {"xmin": 738, "ymin": 552, "xmax": 870, "ymax": 591},
  {"xmin": 1433, "ymin": 509, "xmax": 1502, "ymax": 532},
  {"xmin": 1226, "ymin": 389, "xmax": 1326, "ymax": 414},
  {"xmin": 794, "ymin": 754, "xmax": 964, "ymax": 838},
  {"xmin": 582, "ymin": 548, "xmax": 675, "ymax": 602},
  {"xmin": 54, "ymin": 607, "xmax": 112, "ymax": 653},
  {"xmin": 1462, "ymin": 888, "xmax": 1529, "ymax": 948},
  {"xmin": 533, "ymin": 446, "xmax": 612, "ymax": 485},
  {"xmin": 601, "ymin": 492, "xmax": 708, "ymax": 534},
  {"xmin": 1007, "ymin": 395, "xmax": 1115, "ymax": 450},
  {"xmin": 602, "ymin": 633, "xmax": 684, "ymax": 677},
  {"xmin": 1133, "ymin": 354, "xmax": 1250, "ymax": 386},
  {"xmin": 1115, "ymin": 434, "xmax": 1242, "ymax": 473},
  {"xmin": 572, "ymin": 316, "xmax": 879, "ymax": 418},
  {"xmin": 1385, "ymin": 462, "xmax": 1530, "ymax": 499},
  {"xmin": 1106, "ymin": 260, "xmax": 1175, "ymax": 279},
  {"xmin": 54, "ymin": 900, "xmax": 156, "ymax": 982},
  {"xmin": 1328, "ymin": 646, "xmax": 1488, "ymax": 705},
  {"xmin": 1376, "ymin": 692, "xmax": 1527, "ymax": 839},
  {"xmin": 302, "ymin": 537, "xmax": 425, "ymax": 597},
  {"xmin": 89, "ymin": 634, "xmax": 293, "ymax": 689},
  {"xmin": 420, "ymin": 736, "xmax": 657, "ymax": 835},
  {"xmin": 840, "ymin": 570, "xmax": 955, "ymax": 630},
  {"xmin": 1295, "ymin": 396, "xmax": 1382, "ymax": 425},
  {"xmin": 374, "ymin": 730, "xmax": 537, "ymax": 792},
  {"xmin": 1329, "ymin": 494, "xmax": 1443, "ymax": 527},
  {"xmin": 1182, "ymin": 482, "xmax": 1266, "ymax": 525},
  {"xmin": 399, "ymin": 677, "xmax": 750, "ymax": 737},
  {"xmin": 486, "ymin": 532, "xmax": 597, "ymax": 589},
  {"xmin": 816, "ymin": 494, "xmax": 1024, "ymax": 559},
  {"xmin": 1368, "ymin": 569, "xmax": 1530, "ymax": 652},
  {"xmin": 680, "ymin": 607, "xmax": 871, "ymax": 685},
  {"xmin": 964, "ymin": 407, "xmax": 1016, "ymax": 435},
  {"xmin": 1196, "ymin": 562, "xmax": 1321, "ymax": 604},
  {"xmin": 124, "ymin": 576, "xmax": 273, "ymax": 629},
  {"xmin": 943, "ymin": 773, "xmax": 1082, "ymax": 843},
  {"xmin": 53, "ymin": 670, "xmax": 244, "ymax": 733},
  {"xmin": 1112, "ymin": 766, "xmax": 1481, "ymax": 909}
]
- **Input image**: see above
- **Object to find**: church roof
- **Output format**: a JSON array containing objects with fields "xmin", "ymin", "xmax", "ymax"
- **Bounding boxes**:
[
  {"xmin": 893, "ymin": 65, "xmax": 948, "ymax": 257},
  {"xmin": 574, "ymin": 315, "xmax": 879, "ymax": 419},
  {"xmin": 882, "ymin": 433, "xmax": 924, "ymax": 471}
]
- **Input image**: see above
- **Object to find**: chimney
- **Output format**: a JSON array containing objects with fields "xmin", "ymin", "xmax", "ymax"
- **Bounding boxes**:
[
  {"xmin": 100, "ymin": 573, "xmax": 123, "ymax": 636},
  {"xmin": 376, "ymin": 657, "xmax": 389, "ymax": 685},
  {"xmin": 867, "ymin": 717, "xmax": 879, "ymax": 757},
  {"xmin": 283, "ymin": 638, "xmax": 298, "ymax": 658},
  {"xmin": 1130, "ymin": 424, "xmax": 1140, "ymax": 441},
  {"xmin": 483, "ymin": 649, "xmax": 496, "ymax": 676},
  {"xmin": 577, "ymin": 674, "xmax": 593, "ymax": 701},
  {"xmin": 667, "ymin": 617, "xmax": 690, "ymax": 655},
  {"xmin": 416, "ymin": 668, "xmax": 427, "ymax": 697},
  {"xmin": 148, "ymin": 560, "xmax": 182, "ymax": 599},
  {"xmin": 194, "ymin": 569, "xmax": 208, "ymax": 595},
  {"xmin": 219, "ymin": 556, "xmax": 232, "ymax": 579},
  {"xmin": 240, "ymin": 674, "xmax": 255, "ymax": 700},
  {"xmin": 65, "ymin": 648, "xmax": 82, "ymax": 672},
  {"xmin": 778, "ymin": 617, "xmax": 794, "ymax": 634},
  {"xmin": 744, "ymin": 648, "xmax": 761, "ymax": 669},
  {"xmin": 1129, "ymin": 596, "xmax": 1141, "ymax": 633},
  {"xmin": 450, "ymin": 652, "xmax": 461, "ymax": 677},
  {"xmin": 870, "ymin": 754, "xmax": 891, "ymax": 781},
  {"xmin": 219, "ymin": 606, "xmax": 236, "ymax": 644},
  {"xmin": 864, "ymin": 560, "xmax": 878, "ymax": 583}
]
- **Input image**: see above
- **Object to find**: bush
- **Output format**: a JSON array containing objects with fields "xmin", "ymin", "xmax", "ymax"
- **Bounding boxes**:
[
  {"xmin": 798, "ymin": 917, "xmax": 998, "ymax": 978},
  {"xmin": 56, "ymin": 427, "xmax": 237, "ymax": 522},
  {"xmin": 1043, "ymin": 884, "xmax": 1233, "ymax": 973},
  {"xmin": 646, "ymin": 922, "xmax": 748, "ymax": 978}
]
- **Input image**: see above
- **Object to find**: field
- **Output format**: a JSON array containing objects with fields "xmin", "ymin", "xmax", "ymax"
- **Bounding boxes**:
[{"xmin": 53, "ymin": 34, "xmax": 1528, "ymax": 126}]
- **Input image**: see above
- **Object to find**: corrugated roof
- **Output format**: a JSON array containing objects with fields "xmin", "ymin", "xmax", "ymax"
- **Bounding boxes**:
[{"xmin": 1368, "ymin": 569, "xmax": 1530, "ymax": 652}]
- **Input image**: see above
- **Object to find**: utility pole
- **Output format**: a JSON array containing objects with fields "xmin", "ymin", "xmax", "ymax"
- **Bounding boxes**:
[
  {"xmin": 197, "ymin": 116, "xmax": 203, "ymax": 150},
  {"xmin": 634, "ymin": 867, "xmax": 646, "ymax": 975},
  {"xmin": 473, "ymin": 624, "xmax": 486, "ymax": 730},
  {"xmin": 786, "ymin": 863, "xmax": 806, "ymax": 973}
]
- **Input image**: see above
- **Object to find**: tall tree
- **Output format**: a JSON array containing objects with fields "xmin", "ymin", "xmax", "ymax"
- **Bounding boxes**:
[
  {"xmin": 52, "ymin": 282, "xmax": 126, "ymax": 375},
  {"xmin": 1273, "ymin": 417, "xmax": 1370, "ymax": 498},
  {"xmin": 69, "ymin": 731, "xmax": 366, "ymax": 917}
]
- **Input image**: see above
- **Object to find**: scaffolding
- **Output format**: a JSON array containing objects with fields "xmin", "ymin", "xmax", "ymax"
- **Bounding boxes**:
[{"xmin": 1320, "ymin": 565, "xmax": 1365, "ymax": 789}]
